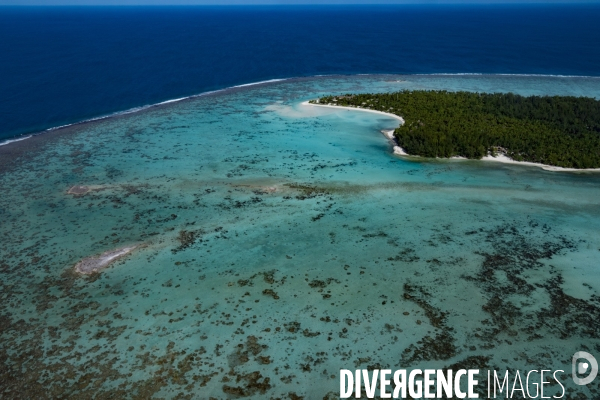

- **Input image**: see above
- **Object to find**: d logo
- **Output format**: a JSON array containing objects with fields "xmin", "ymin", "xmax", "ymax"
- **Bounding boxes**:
[{"xmin": 572, "ymin": 351, "xmax": 598, "ymax": 386}]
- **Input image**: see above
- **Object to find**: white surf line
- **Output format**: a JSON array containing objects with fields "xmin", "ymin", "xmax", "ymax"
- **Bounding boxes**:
[
  {"xmin": 416, "ymin": 73, "xmax": 600, "ymax": 79},
  {"xmin": 0, "ymin": 78, "xmax": 296, "ymax": 148},
  {"xmin": 0, "ymin": 135, "xmax": 33, "ymax": 147},
  {"xmin": 233, "ymin": 78, "xmax": 287, "ymax": 88}
]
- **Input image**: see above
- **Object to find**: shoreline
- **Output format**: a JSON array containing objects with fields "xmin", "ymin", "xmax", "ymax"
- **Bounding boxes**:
[
  {"xmin": 301, "ymin": 101, "xmax": 405, "ymax": 124},
  {"xmin": 302, "ymin": 101, "xmax": 410, "ymax": 155},
  {"xmin": 2, "ymin": 73, "xmax": 598, "ymax": 148},
  {"xmin": 480, "ymin": 153, "xmax": 600, "ymax": 172},
  {"xmin": 304, "ymin": 101, "xmax": 600, "ymax": 173},
  {"xmin": 3, "ymin": 74, "xmax": 600, "ymax": 173}
]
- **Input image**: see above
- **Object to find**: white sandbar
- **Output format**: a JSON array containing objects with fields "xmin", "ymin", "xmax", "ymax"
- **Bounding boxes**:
[
  {"xmin": 302, "ymin": 101, "xmax": 405, "ymax": 124},
  {"xmin": 74, "ymin": 245, "xmax": 138, "ymax": 275}
]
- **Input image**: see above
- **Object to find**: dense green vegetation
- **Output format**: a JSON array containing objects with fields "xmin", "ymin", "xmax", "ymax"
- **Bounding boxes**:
[{"xmin": 310, "ymin": 91, "xmax": 600, "ymax": 168}]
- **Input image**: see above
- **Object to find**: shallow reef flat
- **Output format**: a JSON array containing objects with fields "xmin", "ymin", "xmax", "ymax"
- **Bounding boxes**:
[{"xmin": 0, "ymin": 75, "xmax": 599, "ymax": 399}]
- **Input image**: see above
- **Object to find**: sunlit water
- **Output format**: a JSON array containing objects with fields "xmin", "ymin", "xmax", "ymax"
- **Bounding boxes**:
[{"xmin": 1, "ymin": 75, "xmax": 599, "ymax": 399}]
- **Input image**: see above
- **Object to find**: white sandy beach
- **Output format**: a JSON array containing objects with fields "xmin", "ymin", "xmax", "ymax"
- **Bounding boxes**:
[
  {"xmin": 481, "ymin": 153, "xmax": 600, "ymax": 172},
  {"xmin": 380, "ymin": 129, "xmax": 395, "ymax": 140},
  {"xmin": 380, "ymin": 129, "xmax": 410, "ymax": 155},
  {"xmin": 302, "ymin": 101, "xmax": 405, "ymax": 123},
  {"xmin": 303, "ymin": 101, "xmax": 410, "ymax": 155}
]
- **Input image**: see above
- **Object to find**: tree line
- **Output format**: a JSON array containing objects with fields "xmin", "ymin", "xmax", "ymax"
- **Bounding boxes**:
[{"xmin": 310, "ymin": 91, "xmax": 600, "ymax": 168}]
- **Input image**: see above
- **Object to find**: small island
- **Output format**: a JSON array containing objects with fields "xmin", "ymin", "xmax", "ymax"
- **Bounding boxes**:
[{"xmin": 309, "ymin": 91, "xmax": 600, "ymax": 169}]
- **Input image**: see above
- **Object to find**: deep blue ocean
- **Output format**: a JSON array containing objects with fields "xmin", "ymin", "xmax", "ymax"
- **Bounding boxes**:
[{"xmin": 1, "ymin": 4, "xmax": 600, "ymax": 141}]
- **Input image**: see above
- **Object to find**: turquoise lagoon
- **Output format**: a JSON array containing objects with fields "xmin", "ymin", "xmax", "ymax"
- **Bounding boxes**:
[{"xmin": 1, "ymin": 75, "xmax": 600, "ymax": 399}]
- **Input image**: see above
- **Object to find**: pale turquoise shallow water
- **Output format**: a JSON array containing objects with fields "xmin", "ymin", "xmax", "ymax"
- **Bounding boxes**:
[{"xmin": 1, "ymin": 75, "xmax": 599, "ymax": 399}]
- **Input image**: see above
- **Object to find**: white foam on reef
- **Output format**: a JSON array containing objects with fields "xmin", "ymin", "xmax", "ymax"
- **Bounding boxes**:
[
  {"xmin": 45, "ymin": 106, "xmax": 150, "ymax": 132},
  {"xmin": 495, "ymin": 73, "xmax": 600, "ymax": 79},
  {"xmin": 155, "ymin": 97, "xmax": 188, "ymax": 105},
  {"xmin": 418, "ymin": 73, "xmax": 600, "ymax": 79},
  {"xmin": 44, "ymin": 97, "xmax": 198, "ymax": 132},
  {"xmin": 74, "ymin": 245, "xmax": 138, "ymax": 275},
  {"xmin": 233, "ymin": 79, "xmax": 287, "ymax": 88},
  {"xmin": 0, "ymin": 135, "xmax": 33, "ymax": 146}
]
